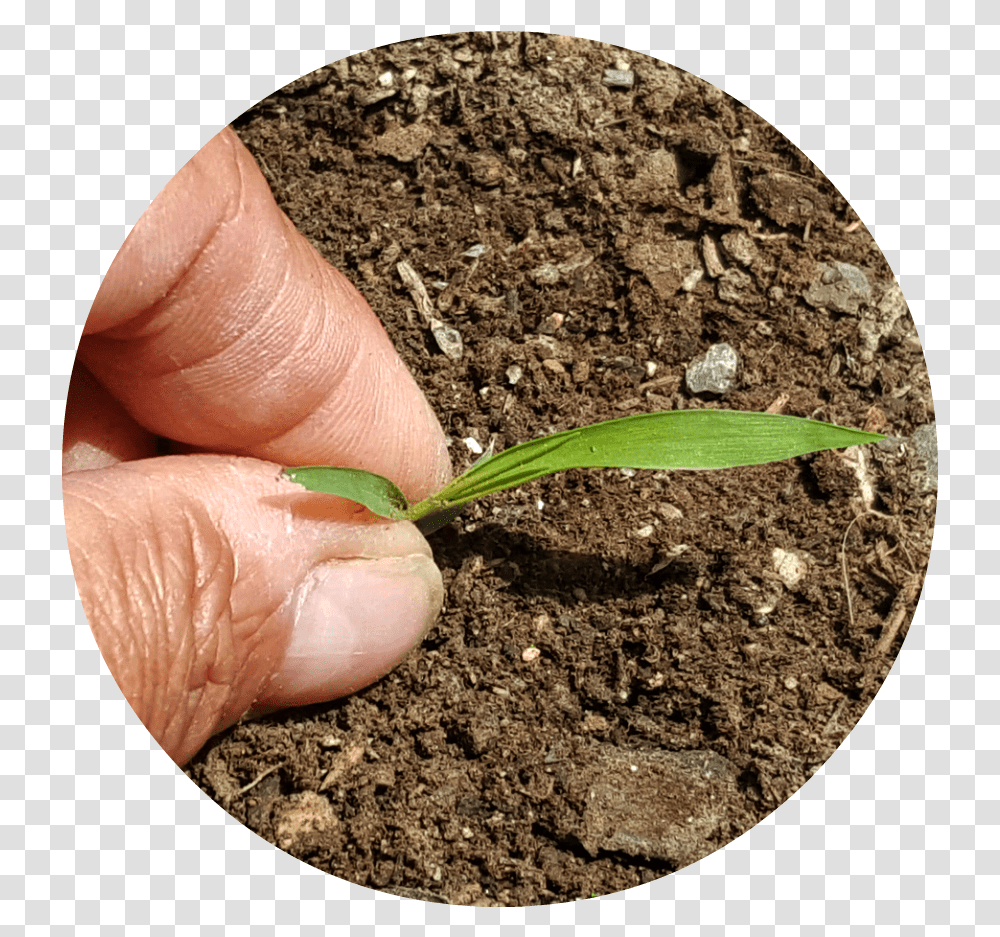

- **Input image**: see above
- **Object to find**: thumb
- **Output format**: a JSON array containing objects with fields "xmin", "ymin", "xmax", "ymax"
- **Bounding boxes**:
[{"xmin": 65, "ymin": 455, "xmax": 442, "ymax": 766}]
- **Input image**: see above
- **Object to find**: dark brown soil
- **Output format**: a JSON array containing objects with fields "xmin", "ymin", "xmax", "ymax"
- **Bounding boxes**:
[{"xmin": 185, "ymin": 33, "xmax": 936, "ymax": 906}]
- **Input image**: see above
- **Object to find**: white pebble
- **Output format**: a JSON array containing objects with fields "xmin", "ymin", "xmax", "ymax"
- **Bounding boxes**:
[{"xmin": 772, "ymin": 548, "xmax": 807, "ymax": 588}]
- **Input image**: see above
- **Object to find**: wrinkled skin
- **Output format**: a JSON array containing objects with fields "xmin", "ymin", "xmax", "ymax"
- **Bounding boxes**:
[{"xmin": 63, "ymin": 128, "xmax": 452, "ymax": 766}]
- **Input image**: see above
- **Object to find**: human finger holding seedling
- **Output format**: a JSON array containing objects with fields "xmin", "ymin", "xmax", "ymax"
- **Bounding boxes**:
[{"xmin": 63, "ymin": 127, "xmax": 453, "ymax": 766}]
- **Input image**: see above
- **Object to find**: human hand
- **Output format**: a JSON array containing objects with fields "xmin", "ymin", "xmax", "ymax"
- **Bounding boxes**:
[{"xmin": 63, "ymin": 127, "xmax": 453, "ymax": 766}]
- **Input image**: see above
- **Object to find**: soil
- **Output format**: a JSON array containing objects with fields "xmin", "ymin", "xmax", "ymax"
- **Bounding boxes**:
[{"xmin": 185, "ymin": 33, "xmax": 937, "ymax": 906}]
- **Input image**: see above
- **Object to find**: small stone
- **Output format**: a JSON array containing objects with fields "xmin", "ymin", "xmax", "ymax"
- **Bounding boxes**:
[
  {"xmin": 635, "ymin": 525, "xmax": 655, "ymax": 538},
  {"xmin": 603, "ymin": 69, "xmax": 635, "ymax": 89},
  {"xmin": 463, "ymin": 437, "xmax": 483, "ymax": 455},
  {"xmin": 506, "ymin": 364, "xmax": 524, "ymax": 385},
  {"xmin": 803, "ymin": 262, "xmax": 872, "ymax": 315},
  {"xmin": 542, "ymin": 358, "xmax": 566, "ymax": 375},
  {"xmin": 431, "ymin": 321, "xmax": 463, "ymax": 360},
  {"xmin": 685, "ymin": 343, "xmax": 739, "ymax": 395},
  {"xmin": 681, "ymin": 268, "xmax": 703, "ymax": 292},
  {"xmin": 658, "ymin": 503, "xmax": 683, "ymax": 521},
  {"xmin": 530, "ymin": 262, "xmax": 561, "ymax": 285},
  {"xmin": 462, "ymin": 243, "xmax": 489, "ymax": 258},
  {"xmin": 720, "ymin": 230, "xmax": 757, "ymax": 266},
  {"xmin": 910, "ymin": 423, "xmax": 938, "ymax": 494},
  {"xmin": 353, "ymin": 85, "xmax": 396, "ymax": 107},
  {"xmin": 772, "ymin": 548, "xmax": 807, "ymax": 588},
  {"xmin": 784, "ymin": 677, "xmax": 799, "ymax": 691},
  {"xmin": 716, "ymin": 268, "xmax": 754, "ymax": 305},
  {"xmin": 522, "ymin": 646, "xmax": 541, "ymax": 662},
  {"xmin": 538, "ymin": 312, "xmax": 565, "ymax": 334}
]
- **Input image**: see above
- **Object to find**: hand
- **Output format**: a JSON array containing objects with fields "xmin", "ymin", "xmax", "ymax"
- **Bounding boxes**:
[{"xmin": 63, "ymin": 127, "xmax": 453, "ymax": 766}]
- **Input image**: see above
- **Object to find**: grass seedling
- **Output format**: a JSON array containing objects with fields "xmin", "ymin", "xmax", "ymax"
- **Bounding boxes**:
[{"xmin": 283, "ymin": 409, "xmax": 885, "ymax": 534}]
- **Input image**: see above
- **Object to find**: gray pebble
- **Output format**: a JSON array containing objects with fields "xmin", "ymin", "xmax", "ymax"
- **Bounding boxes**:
[
  {"xmin": 432, "ymin": 323, "xmax": 464, "ymax": 360},
  {"xmin": 686, "ymin": 343, "xmax": 739, "ymax": 395},
  {"xmin": 803, "ymin": 262, "xmax": 872, "ymax": 314},
  {"xmin": 603, "ymin": 69, "xmax": 635, "ymax": 89}
]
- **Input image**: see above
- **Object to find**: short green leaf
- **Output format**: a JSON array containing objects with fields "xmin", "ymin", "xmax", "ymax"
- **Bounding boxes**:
[{"xmin": 282, "ymin": 464, "xmax": 410, "ymax": 520}]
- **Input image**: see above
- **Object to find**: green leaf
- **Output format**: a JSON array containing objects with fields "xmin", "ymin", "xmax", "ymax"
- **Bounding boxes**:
[
  {"xmin": 282, "ymin": 465, "xmax": 410, "ymax": 520},
  {"xmin": 407, "ymin": 410, "xmax": 884, "ymax": 521}
]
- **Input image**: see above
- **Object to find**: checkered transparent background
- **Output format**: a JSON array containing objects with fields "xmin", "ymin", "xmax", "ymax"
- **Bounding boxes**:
[{"xmin": 2, "ymin": 0, "xmax": 997, "ymax": 931}]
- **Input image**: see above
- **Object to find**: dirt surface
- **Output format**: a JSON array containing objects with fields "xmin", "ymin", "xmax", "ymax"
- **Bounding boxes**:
[{"xmin": 185, "ymin": 33, "xmax": 937, "ymax": 906}]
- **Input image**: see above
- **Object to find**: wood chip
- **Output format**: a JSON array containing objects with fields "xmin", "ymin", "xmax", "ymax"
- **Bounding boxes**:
[{"xmin": 396, "ymin": 261, "xmax": 435, "ymax": 323}]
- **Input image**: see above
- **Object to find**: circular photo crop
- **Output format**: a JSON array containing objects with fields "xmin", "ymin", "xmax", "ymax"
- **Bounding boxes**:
[{"xmin": 65, "ymin": 33, "xmax": 937, "ymax": 906}]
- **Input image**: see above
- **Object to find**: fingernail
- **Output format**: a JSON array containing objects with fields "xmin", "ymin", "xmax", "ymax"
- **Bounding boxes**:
[{"xmin": 270, "ymin": 554, "xmax": 442, "ymax": 708}]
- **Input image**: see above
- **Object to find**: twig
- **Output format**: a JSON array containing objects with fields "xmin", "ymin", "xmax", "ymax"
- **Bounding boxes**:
[
  {"xmin": 840, "ymin": 509, "xmax": 891, "ymax": 629},
  {"xmin": 237, "ymin": 763, "xmax": 282, "ymax": 796},
  {"xmin": 873, "ymin": 573, "xmax": 922, "ymax": 657},
  {"xmin": 396, "ymin": 260, "xmax": 435, "ymax": 323},
  {"xmin": 823, "ymin": 698, "xmax": 846, "ymax": 736},
  {"xmin": 754, "ymin": 342, "xmax": 779, "ymax": 370},
  {"xmin": 594, "ymin": 118, "xmax": 629, "ymax": 130}
]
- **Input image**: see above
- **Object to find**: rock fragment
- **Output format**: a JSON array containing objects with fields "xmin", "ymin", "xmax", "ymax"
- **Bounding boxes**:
[
  {"xmin": 625, "ymin": 235, "xmax": 701, "ymax": 299},
  {"xmin": 910, "ymin": 423, "xmax": 938, "ymax": 494},
  {"xmin": 432, "ymin": 323, "xmax": 464, "ymax": 360},
  {"xmin": 803, "ymin": 262, "xmax": 872, "ymax": 314},
  {"xmin": 685, "ymin": 343, "xmax": 739, "ymax": 395},
  {"xmin": 720, "ymin": 229, "xmax": 757, "ymax": 266},
  {"xmin": 772, "ymin": 548, "xmax": 808, "ymax": 588},
  {"xmin": 603, "ymin": 69, "xmax": 635, "ymax": 89},
  {"xmin": 556, "ymin": 746, "xmax": 753, "ymax": 868},
  {"xmin": 716, "ymin": 268, "xmax": 755, "ymax": 305}
]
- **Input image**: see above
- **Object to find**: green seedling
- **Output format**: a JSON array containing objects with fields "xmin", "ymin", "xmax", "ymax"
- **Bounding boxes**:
[{"xmin": 283, "ymin": 409, "xmax": 884, "ymax": 534}]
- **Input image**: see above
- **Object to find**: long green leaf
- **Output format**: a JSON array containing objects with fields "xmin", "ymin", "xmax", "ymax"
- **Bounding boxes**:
[
  {"xmin": 409, "ymin": 410, "xmax": 883, "ymax": 518},
  {"xmin": 284, "ymin": 410, "xmax": 885, "ymax": 525}
]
